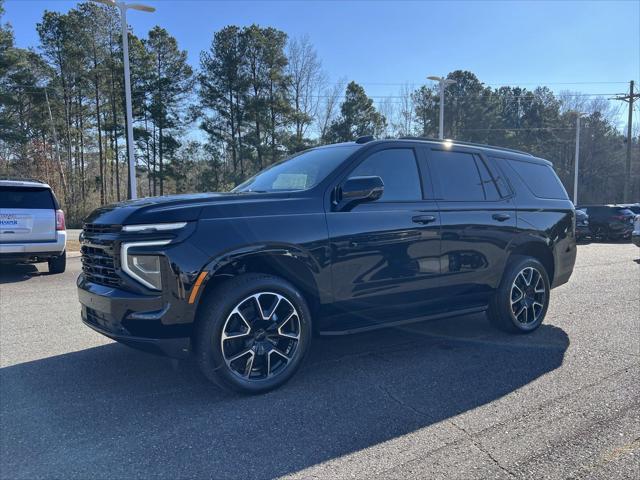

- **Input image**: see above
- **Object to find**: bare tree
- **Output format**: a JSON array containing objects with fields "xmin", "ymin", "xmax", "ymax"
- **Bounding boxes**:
[
  {"xmin": 397, "ymin": 83, "xmax": 414, "ymax": 136},
  {"xmin": 376, "ymin": 96, "xmax": 396, "ymax": 138},
  {"xmin": 286, "ymin": 35, "xmax": 325, "ymax": 150},
  {"xmin": 318, "ymin": 78, "xmax": 346, "ymax": 143}
]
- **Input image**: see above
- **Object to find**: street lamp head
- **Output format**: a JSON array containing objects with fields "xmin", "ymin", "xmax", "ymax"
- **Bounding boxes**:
[
  {"xmin": 443, "ymin": 79, "xmax": 457, "ymax": 86},
  {"xmin": 128, "ymin": 4, "xmax": 156, "ymax": 12},
  {"xmin": 91, "ymin": 0, "xmax": 155, "ymax": 12},
  {"xmin": 427, "ymin": 76, "xmax": 442, "ymax": 82}
]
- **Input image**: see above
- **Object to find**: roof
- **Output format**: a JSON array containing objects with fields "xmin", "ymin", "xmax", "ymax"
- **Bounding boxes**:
[
  {"xmin": 395, "ymin": 136, "xmax": 535, "ymax": 157},
  {"xmin": 354, "ymin": 137, "xmax": 551, "ymax": 165},
  {"xmin": 0, "ymin": 178, "xmax": 51, "ymax": 189}
]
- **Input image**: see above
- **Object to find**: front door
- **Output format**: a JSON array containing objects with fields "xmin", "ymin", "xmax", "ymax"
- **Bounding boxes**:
[{"xmin": 325, "ymin": 146, "xmax": 442, "ymax": 332}]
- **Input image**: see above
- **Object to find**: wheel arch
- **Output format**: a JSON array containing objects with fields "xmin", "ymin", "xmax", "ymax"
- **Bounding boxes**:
[
  {"xmin": 193, "ymin": 244, "xmax": 324, "ymax": 324},
  {"xmin": 507, "ymin": 236, "xmax": 555, "ymax": 284}
]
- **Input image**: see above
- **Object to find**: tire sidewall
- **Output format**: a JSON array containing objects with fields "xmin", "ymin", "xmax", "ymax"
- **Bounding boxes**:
[
  {"xmin": 48, "ymin": 250, "xmax": 66, "ymax": 274},
  {"xmin": 499, "ymin": 257, "xmax": 550, "ymax": 333},
  {"xmin": 197, "ymin": 275, "xmax": 312, "ymax": 394}
]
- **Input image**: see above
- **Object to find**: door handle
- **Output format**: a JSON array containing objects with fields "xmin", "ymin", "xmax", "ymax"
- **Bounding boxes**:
[
  {"xmin": 492, "ymin": 213, "xmax": 511, "ymax": 222},
  {"xmin": 412, "ymin": 215, "xmax": 437, "ymax": 225}
]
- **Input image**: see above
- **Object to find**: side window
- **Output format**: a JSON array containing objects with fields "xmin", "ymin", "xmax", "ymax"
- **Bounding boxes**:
[
  {"xmin": 475, "ymin": 156, "xmax": 501, "ymax": 201},
  {"xmin": 486, "ymin": 157, "xmax": 512, "ymax": 198},
  {"xmin": 507, "ymin": 159, "xmax": 569, "ymax": 200},
  {"xmin": 349, "ymin": 148, "xmax": 422, "ymax": 202},
  {"xmin": 429, "ymin": 150, "xmax": 485, "ymax": 201}
]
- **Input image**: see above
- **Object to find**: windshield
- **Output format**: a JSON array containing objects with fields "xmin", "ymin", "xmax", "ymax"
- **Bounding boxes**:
[{"xmin": 232, "ymin": 145, "xmax": 360, "ymax": 193}]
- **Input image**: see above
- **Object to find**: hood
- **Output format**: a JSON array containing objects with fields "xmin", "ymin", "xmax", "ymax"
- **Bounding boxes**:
[
  {"xmin": 83, "ymin": 192, "xmax": 286, "ymax": 226},
  {"xmin": 84, "ymin": 192, "xmax": 316, "ymax": 225}
]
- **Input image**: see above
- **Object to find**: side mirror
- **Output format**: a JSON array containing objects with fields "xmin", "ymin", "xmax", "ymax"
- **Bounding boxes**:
[{"xmin": 335, "ymin": 176, "xmax": 384, "ymax": 211}]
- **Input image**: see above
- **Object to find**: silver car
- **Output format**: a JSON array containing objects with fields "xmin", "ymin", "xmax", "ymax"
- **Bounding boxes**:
[{"xmin": 0, "ymin": 179, "xmax": 67, "ymax": 273}]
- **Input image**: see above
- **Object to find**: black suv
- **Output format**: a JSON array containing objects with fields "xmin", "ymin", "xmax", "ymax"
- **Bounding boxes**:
[
  {"xmin": 78, "ymin": 138, "xmax": 576, "ymax": 393},
  {"xmin": 576, "ymin": 205, "xmax": 636, "ymax": 241}
]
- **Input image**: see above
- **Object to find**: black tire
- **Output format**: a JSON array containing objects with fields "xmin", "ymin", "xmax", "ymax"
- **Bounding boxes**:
[
  {"xmin": 488, "ymin": 255, "xmax": 550, "ymax": 334},
  {"xmin": 592, "ymin": 225, "xmax": 608, "ymax": 242},
  {"xmin": 195, "ymin": 273, "xmax": 312, "ymax": 394},
  {"xmin": 48, "ymin": 251, "xmax": 66, "ymax": 274}
]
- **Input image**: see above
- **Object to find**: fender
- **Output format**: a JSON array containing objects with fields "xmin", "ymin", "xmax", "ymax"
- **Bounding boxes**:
[{"xmin": 189, "ymin": 242, "xmax": 329, "ymax": 311}]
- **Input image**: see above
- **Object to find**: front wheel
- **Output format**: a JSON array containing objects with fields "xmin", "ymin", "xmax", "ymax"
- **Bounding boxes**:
[
  {"xmin": 488, "ymin": 256, "xmax": 550, "ymax": 333},
  {"xmin": 195, "ymin": 273, "xmax": 312, "ymax": 394}
]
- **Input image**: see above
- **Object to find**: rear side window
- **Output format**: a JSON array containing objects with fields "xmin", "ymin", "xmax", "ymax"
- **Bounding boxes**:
[
  {"xmin": 349, "ymin": 148, "xmax": 422, "ymax": 202},
  {"xmin": 475, "ymin": 157, "xmax": 501, "ymax": 201},
  {"xmin": 0, "ymin": 187, "xmax": 55, "ymax": 209},
  {"xmin": 507, "ymin": 160, "xmax": 568, "ymax": 200},
  {"xmin": 428, "ymin": 150, "xmax": 485, "ymax": 201}
]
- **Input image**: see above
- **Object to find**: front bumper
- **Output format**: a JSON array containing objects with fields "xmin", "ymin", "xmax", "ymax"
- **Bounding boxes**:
[
  {"xmin": 77, "ymin": 277, "xmax": 192, "ymax": 358},
  {"xmin": 632, "ymin": 232, "xmax": 640, "ymax": 247}
]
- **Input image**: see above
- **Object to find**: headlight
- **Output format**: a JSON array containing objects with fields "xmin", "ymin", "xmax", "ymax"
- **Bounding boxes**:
[
  {"xmin": 122, "ymin": 222, "xmax": 187, "ymax": 233},
  {"xmin": 121, "ymin": 240, "xmax": 170, "ymax": 290}
]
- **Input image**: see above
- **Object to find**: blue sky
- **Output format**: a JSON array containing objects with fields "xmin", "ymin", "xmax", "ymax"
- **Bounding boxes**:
[{"xmin": 5, "ymin": 0, "xmax": 640, "ymax": 115}]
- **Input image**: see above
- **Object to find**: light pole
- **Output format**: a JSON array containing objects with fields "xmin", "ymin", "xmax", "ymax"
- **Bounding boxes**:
[
  {"xmin": 428, "ymin": 75, "xmax": 456, "ymax": 140},
  {"xmin": 94, "ymin": 1, "xmax": 155, "ymax": 199},
  {"xmin": 573, "ymin": 112, "xmax": 587, "ymax": 205}
]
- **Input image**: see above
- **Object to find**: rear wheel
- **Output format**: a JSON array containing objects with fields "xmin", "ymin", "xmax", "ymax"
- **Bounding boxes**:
[
  {"xmin": 592, "ymin": 225, "xmax": 608, "ymax": 242},
  {"xmin": 48, "ymin": 251, "xmax": 66, "ymax": 274},
  {"xmin": 195, "ymin": 273, "xmax": 312, "ymax": 394},
  {"xmin": 488, "ymin": 255, "xmax": 550, "ymax": 333}
]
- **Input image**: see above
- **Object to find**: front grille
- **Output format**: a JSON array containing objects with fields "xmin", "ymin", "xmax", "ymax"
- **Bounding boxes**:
[
  {"xmin": 81, "ymin": 244, "xmax": 120, "ymax": 287},
  {"xmin": 83, "ymin": 223, "xmax": 122, "ymax": 235}
]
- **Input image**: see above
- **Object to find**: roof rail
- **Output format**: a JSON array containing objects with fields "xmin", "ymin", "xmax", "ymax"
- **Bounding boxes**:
[
  {"xmin": 355, "ymin": 135, "xmax": 375, "ymax": 144},
  {"xmin": 398, "ymin": 136, "xmax": 534, "ymax": 157},
  {"xmin": 0, "ymin": 176, "xmax": 46, "ymax": 184}
]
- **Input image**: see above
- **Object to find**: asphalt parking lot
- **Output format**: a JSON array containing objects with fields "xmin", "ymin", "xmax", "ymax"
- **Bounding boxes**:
[{"xmin": 1, "ymin": 243, "xmax": 638, "ymax": 480}]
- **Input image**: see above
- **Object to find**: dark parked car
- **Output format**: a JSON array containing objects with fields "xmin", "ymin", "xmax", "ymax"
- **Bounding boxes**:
[
  {"xmin": 577, "ymin": 205, "xmax": 635, "ymax": 241},
  {"xmin": 575, "ymin": 209, "xmax": 590, "ymax": 242},
  {"xmin": 77, "ymin": 137, "xmax": 577, "ymax": 393}
]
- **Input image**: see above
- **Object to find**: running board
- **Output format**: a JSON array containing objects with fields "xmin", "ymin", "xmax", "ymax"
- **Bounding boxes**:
[{"xmin": 318, "ymin": 305, "xmax": 488, "ymax": 336}]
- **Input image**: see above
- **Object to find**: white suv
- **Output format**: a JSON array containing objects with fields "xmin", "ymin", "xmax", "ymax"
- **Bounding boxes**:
[{"xmin": 0, "ymin": 179, "xmax": 67, "ymax": 273}]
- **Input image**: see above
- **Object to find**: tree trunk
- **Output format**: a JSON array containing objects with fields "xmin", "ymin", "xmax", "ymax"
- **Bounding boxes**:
[{"xmin": 93, "ymin": 50, "xmax": 105, "ymax": 205}]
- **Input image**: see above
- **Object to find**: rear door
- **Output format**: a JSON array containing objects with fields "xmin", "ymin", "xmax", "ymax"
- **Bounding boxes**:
[
  {"xmin": 425, "ymin": 146, "xmax": 517, "ymax": 309},
  {"xmin": 0, "ymin": 186, "xmax": 56, "ymax": 243}
]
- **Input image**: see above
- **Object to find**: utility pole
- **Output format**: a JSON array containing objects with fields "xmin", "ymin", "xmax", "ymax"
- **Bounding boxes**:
[
  {"xmin": 573, "ymin": 112, "xmax": 586, "ymax": 205},
  {"xmin": 612, "ymin": 80, "xmax": 639, "ymax": 202}
]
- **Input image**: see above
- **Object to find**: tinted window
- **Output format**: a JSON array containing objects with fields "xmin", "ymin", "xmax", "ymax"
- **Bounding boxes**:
[
  {"xmin": 475, "ymin": 156, "xmax": 501, "ymax": 201},
  {"xmin": 233, "ymin": 145, "xmax": 360, "ymax": 193},
  {"xmin": 614, "ymin": 208, "xmax": 634, "ymax": 216},
  {"xmin": 507, "ymin": 160, "xmax": 568, "ymax": 200},
  {"xmin": 429, "ymin": 150, "xmax": 485, "ymax": 201},
  {"xmin": 349, "ymin": 148, "xmax": 421, "ymax": 202},
  {"xmin": 626, "ymin": 205, "xmax": 640, "ymax": 214},
  {"xmin": 0, "ymin": 187, "xmax": 54, "ymax": 209},
  {"xmin": 486, "ymin": 157, "xmax": 512, "ymax": 197}
]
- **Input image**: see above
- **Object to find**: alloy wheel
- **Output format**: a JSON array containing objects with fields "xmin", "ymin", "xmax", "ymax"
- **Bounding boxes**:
[
  {"xmin": 220, "ymin": 292, "xmax": 301, "ymax": 381},
  {"xmin": 510, "ymin": 266, "xmax": 547, "ymax": 325}
]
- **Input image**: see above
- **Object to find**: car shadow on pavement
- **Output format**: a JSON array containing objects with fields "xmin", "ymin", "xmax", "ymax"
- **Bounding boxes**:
[
  {"xmin": 1, "ymin": 314, "xmax": 569, "ymax": 479},
  {"xmin": 0, "ymin": 263, "xmax": 44, "ymax": 284}
]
